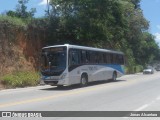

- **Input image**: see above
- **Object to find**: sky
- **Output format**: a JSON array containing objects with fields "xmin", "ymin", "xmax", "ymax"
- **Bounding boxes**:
[
  {"xmin": 141, "ymin": 0, "xmax": 160, "ymax": 46},
  {"xmin": 0, "ymin": 0, "xmax": 48, "ymax": 17},
  {"xmin": 0, "ymin": 0, "xmax": 160, "ymax": 46}
]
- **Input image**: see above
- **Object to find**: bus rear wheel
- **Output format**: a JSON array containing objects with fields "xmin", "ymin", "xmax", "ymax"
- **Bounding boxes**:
[
  {"xmin": 112, "ymin": 72, "xmax": 117, "ymax": 81},
  {"xmin": 80, "ymin": 74, "xmax": 88, "ymax": 87},
  {"xmin": 57, "ymin": 85, "xmax": 63, "ymax": 88}
]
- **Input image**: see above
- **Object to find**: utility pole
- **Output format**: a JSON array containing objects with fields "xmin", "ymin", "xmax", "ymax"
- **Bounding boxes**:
[{"xmin": 47, "ymin": 0, "xmax": 50, "ymax": 16}]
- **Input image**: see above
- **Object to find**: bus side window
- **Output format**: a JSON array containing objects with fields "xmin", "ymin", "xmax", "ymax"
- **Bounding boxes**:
[
  {"xmin": 100, "ymin": 53, "xmax": 104, "ymax": 64},
  {"xmin": 109, "ymin": 54, "xmax": 113, "ymax": 64},
  {"xmin": 69, "ymin": 49, "xmax": 79, "ymax": 66},
  {"xmin": 86, "ymin": 51, "xmax": 90, "ymax": 64},
  {"xmin": 81, "ymin": 50, "xmax": 90, "ymax": 64},
  {"xmin": 119, "ymin": 55, "xmax": 124, "ymax": 65},
  {"xmin": 113, "ymin": 54, "xmax": 117, "ymax": 64},
  {"xmin": 107, "ymin": 53, "xmax": 111, "ymax": 64},
  {"xmin": 103, "ymin": 53, "xmax": 106, "ymax": 64},
  {"xmin": 95, "ymin": 52, "xmax": 99, "ymax": 63},
  {"xmin": 81, "ymin": 50, "xmax": 86, "ymax": 64},
  {"xmin": 104, "ymin": 53, "xmax": 107, "ymax": 64},
  {"xmin": 89, "ymin": 51, "xmax": 95, "ymax": 64}
]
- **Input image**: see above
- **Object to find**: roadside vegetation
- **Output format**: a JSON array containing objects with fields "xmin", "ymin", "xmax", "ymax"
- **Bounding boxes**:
[
  {"xmin": 1, "ymin": 72, "xmax": 39, "ymax": 88},
  {"xmin": 0, "ymin": 0, "xmax": 160, "ymax": 88},
  {"xmin": 0, "ymin": 15, "xmax": 26, "ymax": 28}
]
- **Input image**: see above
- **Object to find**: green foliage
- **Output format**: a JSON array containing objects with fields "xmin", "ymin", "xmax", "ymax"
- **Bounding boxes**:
[
  {"xmin": 125, "ymin": 65, "xmax": 143, "ymax": 74},
  {"xmin": 6, "ymin": 0, "xmax": 36, "ymax": 19},
  {"xmin": 48, "ymin": 0, "xmax": 126, "ymax": 46},
  {"xmin": 136, "ymin": 32, "xmax": 160, "ymax": 65},
  {"xmin": 0, "ymin": 15, "xmax": 26, "ymax": 28},
  {"xmin": 1, "ymin": 0, "xmax": 160, "ymax": 76},
  {"xmin": 47, "ymin": 0, "xmax": 159, "ymax": 71},
  {"xmin": 2, "ymin": 72, "xmax": 40, "ymax": 88},
  {"xmin": 131, "ymin": 0, "xmax": 141, "ymax": 9}
]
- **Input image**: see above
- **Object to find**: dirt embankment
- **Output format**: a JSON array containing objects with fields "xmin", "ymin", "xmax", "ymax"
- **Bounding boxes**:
[{"xmin": 0, "ymin": 23, "xmax": 46, "ymax": 76}]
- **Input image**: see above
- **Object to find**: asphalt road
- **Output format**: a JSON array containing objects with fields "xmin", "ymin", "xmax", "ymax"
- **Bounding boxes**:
[{"xmin": 0, "ymin": 72, "xmax": 160, "ymax": 120}]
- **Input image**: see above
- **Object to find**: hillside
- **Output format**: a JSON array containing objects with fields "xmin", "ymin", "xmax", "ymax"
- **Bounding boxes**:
[
  {"xmin": 0, "ymin": 17, "xmax": 44, "ymax": 89},
  {"xmin": 0, "ymin": 0, "xmax": 160, "ymax": 89},
  {"xmin": 0, "ymin": 17, "xmax": 45, "ymax": 77}
]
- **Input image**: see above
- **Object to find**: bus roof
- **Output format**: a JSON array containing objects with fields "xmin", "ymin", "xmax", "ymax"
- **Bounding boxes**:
[{"xmin": 42, "ymin": 44, "xmax": 124, "ymax": 55}]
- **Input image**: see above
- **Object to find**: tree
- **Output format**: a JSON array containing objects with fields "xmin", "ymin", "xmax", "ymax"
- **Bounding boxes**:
[
  {"xmin": 6, "ymin": 0, "xmax": 36, "ymax": 19},
  {"xmin": 131, "ymin": 0, "xmax": 141, "ymax": 9},
  {"xmin": 48, "ymin": 0, "xmax": 124, "ymax": 46},
  {"xmin": 47, "ymin": 0, "xmax": 159, "ymax": 69},
  {"xmin": 140, "ymin": 32, "xmax": 160, "ymax": 65}
]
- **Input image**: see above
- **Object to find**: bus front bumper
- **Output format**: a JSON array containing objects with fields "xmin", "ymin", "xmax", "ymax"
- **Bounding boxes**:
[{"xmin": 41, "ymin": 76, "xmax": 69, "ymax": 86}]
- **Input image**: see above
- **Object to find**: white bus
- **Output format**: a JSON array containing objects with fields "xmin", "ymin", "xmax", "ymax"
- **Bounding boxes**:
[{"xmin": 41, "ymin": 44, "xmax": 125, "ymax": 87}]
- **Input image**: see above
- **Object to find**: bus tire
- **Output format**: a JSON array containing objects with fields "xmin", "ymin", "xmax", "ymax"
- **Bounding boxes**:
[
  {"xmin": 112, "ymin": 72, "xmax": 117, "ymax": 81},
  {"xmin": 57, "ymin": 85, "xmax": 63, "ymax": 88},
  {"xmin": 80, "ymin": 74, "xmax": 88, "ymax": 87}
]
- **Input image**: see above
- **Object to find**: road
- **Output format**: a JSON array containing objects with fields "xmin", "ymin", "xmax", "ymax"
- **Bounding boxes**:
[{"xmin": 0, "ymin": 72, "xmax": 160, "ymax": 120}]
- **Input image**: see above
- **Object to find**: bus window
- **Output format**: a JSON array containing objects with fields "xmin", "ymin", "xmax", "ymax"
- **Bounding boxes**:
[
  {"xmin": 81, "ymin": 50, "xmax": 87, "ymax": 64},
  {"xmin": 95, "ymin": 52, "xmax": 99, "ymax": 63},
  {"xmin": 103, "ymin": 53, "xmax": 106, "ymax": 64},
  {"xmin": 98, "ymin": 53, "xmax": 104, "ymax": 64},
  {"xmin": 80, "ymin": 50, "xmax": 90, "ymax": 64},
  {"xmin": 86, "ymin": 51, "xmax": 90, "ymax": 63},
  {"xmin": 109, "ymin": 54, "xmax": 113, "ymax": 64},
  {"xmin": 69, "ymin": 49, "xmax": 80, "ymax": 66},
  {"xmin": 107, "ymin": 53, "xmax": 111, "ymax": 64},
  {"xmin": 89, "ymin": 51, "xmax": 95, "ymax": 64},
  {"xmin": 118, "ymin": 55, "xmax": 124, "ymax": 65}
]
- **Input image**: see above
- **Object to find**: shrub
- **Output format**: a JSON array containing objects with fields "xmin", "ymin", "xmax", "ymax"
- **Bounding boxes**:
[
  {"xmin": 2, "ymin": 72, "xmax": 40, "ymax": 88},
  {"xmin": 0, "ymin": 15, "xmax": 27, "ymax": 28},
  {"xmin": 125, "ymin": 65, "xmax": 143, "ymax": 74}
]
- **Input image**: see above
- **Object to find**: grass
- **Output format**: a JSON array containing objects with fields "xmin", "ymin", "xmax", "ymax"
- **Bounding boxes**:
[
  {"xmin": 0, "ymin": 15, "xmax": 27, "ymax": 28},
  {"xmin": 1, "ymin": 71, "xmax": 40, "ymax": 88},
  {"xmin": 125, "ymin": 65, "xmax": 143, "ymax": 74}
]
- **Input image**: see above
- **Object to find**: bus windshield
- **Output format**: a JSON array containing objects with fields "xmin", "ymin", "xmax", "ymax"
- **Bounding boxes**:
[{"xmin": 41, "ymin": 47, "xmax": 66, "ymax": 76}]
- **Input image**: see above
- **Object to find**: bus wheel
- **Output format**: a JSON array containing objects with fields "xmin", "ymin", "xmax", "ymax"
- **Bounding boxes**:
[
  {"xmin": 112, "ymin": 72, "xmax": 117, "ymax": 81},
  {"xmin": 80, "ymin": 74, "xmax": 88, "ymax": 87},
  {"xmin": 57, "ymin": 85, "xmax": 63, "ymax": 88}
]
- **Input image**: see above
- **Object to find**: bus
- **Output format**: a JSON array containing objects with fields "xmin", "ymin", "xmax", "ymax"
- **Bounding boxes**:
[{"xmin": 40, "ymin": 44, "xmax": 125, "ymax": 87}]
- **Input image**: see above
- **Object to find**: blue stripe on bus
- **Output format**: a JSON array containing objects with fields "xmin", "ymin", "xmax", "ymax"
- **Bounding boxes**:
[
  {"xmin": 106, "ymin": 64, "xmax": 125, "ymax": 74},
  {"xmin": 68, "ymin": 64, "xmax": 125, "ymax": 74}
]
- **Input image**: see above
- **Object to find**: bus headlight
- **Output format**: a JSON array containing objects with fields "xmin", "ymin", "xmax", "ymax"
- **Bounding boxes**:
[{"xmin": 60, "ymin": 73, "xmax": 67, "ymax": 79}]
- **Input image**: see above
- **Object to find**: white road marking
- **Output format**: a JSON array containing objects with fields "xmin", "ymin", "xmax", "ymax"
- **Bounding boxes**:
[
  {"xmin": 134, "ymin": 100, "xmax": 156, "ymax": 111},
  {"xmin": 134, "ymin": 104, "xmax": 149, "ymax": 111},
  {"xmin": 123, "ymin": 100, "xmax": 158, "ymax": 119}
]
